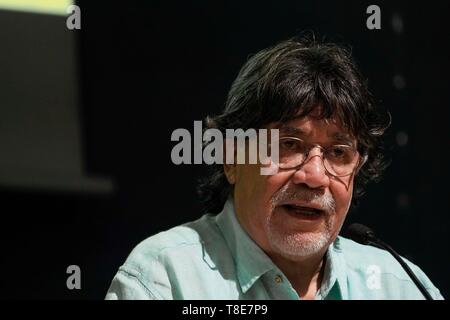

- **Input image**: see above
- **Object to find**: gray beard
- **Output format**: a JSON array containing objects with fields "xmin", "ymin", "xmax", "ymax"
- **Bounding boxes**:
[
  {"xmin": 267, "ymin": 183, "xmax": 337, "ymax": 258},
  {"xmin": 267, "ymin": 219, "xmax": 333, "ymax": 257}
]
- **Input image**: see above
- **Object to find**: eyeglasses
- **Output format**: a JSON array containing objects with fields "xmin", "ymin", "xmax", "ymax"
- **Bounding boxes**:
[{"xmin": 276, "ymin": 136, "xmax": 366, "ymax": 177}]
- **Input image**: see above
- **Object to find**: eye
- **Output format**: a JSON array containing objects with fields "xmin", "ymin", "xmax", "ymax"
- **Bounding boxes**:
[
  {"xmin": 329, "ymin": 145, "xmax": 347, "ymax": 157},
  {"xmin": 280, "ymin": 138, "xmax": 299, "ymax": 151},
  {"xmin": 327, "ymin": 145, "xmax": 355, "ymax": 164},
  {"xmin": 280, "ymin": 138, "xmax": 304, "ymax": 152}
]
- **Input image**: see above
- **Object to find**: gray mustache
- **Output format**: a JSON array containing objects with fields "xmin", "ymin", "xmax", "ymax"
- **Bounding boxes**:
[{"xmin": 271, "ymin": 184, "xmax": 336, "ymax": 213}]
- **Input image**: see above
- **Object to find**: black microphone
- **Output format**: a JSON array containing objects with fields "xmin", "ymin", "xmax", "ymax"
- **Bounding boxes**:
[{"xmin": 346, "ymin": 223, "xmax": 433, "ymax": 300}]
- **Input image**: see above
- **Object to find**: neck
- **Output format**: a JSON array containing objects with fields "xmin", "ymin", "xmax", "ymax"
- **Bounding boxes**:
[{"xmin": 269, "ymin": 249, "xmax": 327, "ymax": 300}]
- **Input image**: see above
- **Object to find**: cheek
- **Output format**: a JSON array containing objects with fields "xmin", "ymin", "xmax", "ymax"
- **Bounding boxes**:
[
  {"xmin": 330, "ymin": 178, "xmax": 354, "ymax": 219},
  {"xmin": 255, "ymin": 172, "xmax": 293, "ymax": 210},
  {"xmin": 234, "ymin": 165, "xmax": 267, "ymax": 218},
  {"xmin": 235, "ymin": 165, "xmax": 265, "ymax": 199},
  {"xmin": 234, "ymin": 167, "xmax": 289, "ymax": 236}
]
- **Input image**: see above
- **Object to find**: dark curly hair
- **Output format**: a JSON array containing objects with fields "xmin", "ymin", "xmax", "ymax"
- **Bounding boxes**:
[{"xmin": 198, "ymin": 34, "xmax": 391, "ymax": 213}]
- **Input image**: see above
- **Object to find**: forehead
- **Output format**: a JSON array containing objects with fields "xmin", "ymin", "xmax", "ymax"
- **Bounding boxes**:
[{"xmin": 274, "ymin": 116, "xmax": 355, "ymax": 143}]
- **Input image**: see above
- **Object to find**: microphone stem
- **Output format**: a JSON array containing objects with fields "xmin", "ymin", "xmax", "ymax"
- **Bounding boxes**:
[{"xmin": 369, "ymin": 239, "xmax": 433, "ymax": 300}]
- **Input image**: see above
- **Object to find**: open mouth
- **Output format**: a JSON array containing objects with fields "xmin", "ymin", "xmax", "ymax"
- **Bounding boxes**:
[{"xmin": 281, "ymin": 204, "xmax": 324, "ymax": 219}]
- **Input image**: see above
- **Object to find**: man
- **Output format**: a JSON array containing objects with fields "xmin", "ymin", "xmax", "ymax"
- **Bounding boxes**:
[{"xmin": 106, "ymin": 36, "xmax": 443, "ymax": 299}]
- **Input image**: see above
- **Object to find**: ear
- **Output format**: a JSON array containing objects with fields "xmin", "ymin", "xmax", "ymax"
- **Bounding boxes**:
[
  {"xmin": 223, "ymin": 137, "xmax": 237, "ymax": 184},
  {"xmin": 355, "ymin": 154, "xmax": 368, "ymax": 174},
  {"xmin": 224, "ymin": 163, "xmax": 236, "ymax": 185}
]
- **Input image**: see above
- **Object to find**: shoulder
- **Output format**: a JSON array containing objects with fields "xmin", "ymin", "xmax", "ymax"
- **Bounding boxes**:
[
  {"xmin": 333, "ymin": 236, "xmax": 443, "ymax": 299},
  {"xmin": 123, "ymin": 213, "xmax": 224, "ymax": 267},
  {"xmin": 107, "ymin": 214, "xmax": 230, "ymax": 299},
  {"xmin": 336, "ymin": 236, "xmax": 409, "ymax": 278}
]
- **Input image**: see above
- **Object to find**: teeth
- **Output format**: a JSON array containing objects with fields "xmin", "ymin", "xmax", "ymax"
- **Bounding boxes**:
[
  {"xmin": 295, "ymin": 209, "xmax": 317, "ymax": 215},
  {"xmin": 285, "ymin": 205, "xmax": 319, "ymax": 215}
]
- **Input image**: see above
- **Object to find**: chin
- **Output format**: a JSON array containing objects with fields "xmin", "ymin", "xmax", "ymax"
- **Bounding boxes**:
[{"xmin": 267, "ymin": 226, "xmax": 333, "ymax": 259}]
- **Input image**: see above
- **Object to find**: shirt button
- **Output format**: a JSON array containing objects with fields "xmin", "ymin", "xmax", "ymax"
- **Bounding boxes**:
[{"xmin": 275, "ymin": 275, "xmax": 283, "ymax": 284}]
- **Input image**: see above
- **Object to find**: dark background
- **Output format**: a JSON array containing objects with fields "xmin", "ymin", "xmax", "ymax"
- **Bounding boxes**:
[{"xmin": 0, "ymin": 0, "xmax": 448, "ymax": 299}]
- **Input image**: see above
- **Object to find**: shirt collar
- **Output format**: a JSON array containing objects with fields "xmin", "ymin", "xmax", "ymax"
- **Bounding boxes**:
[
  {"xmin": 215, "ymin": 197, "xmax": 347, "ymax": 298},
  {"xmin": 324, "ymin": 236, "xmax": 349, "ymax": 299},
  {"xmin": 215, "ymin": 198, "xmax": 276, "ymax": 293},
  {"xmin": 317, "ymin": 237, "xmax": 348, "ymax": 299}
]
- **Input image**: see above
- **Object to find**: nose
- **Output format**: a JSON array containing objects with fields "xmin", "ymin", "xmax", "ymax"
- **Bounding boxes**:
[{"xmin": 291, "ymin": 149, "xmax": 330, "ymax": 189}]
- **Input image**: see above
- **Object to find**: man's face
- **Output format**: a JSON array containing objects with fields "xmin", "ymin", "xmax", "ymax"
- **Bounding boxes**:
[{"xmin": 225, "ymin": 113, "xmax": 360, "ymax": 261}]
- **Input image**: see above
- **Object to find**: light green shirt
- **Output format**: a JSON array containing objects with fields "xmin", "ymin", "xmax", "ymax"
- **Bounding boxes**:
[{"xmin": 106, "ymin": 199, "xmax": 443, "ymax": 300}]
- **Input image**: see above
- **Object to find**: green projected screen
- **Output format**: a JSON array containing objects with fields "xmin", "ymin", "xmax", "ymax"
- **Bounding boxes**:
[{"xmin": 0, "ymin": 0, "xmax": 72, "ymax": 16}]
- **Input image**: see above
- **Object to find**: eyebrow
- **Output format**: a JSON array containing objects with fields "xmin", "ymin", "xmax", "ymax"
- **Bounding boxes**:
[
  {"xmin": 279, "ymin": 125, "xmax": 356, "ymax": 146},
  {"xmin": 333, "ymin": 133, "xmax": 355, "ymax": 146},
  {"xmin": 279, "ymin": 126, "xmax": 304, "ymax": 135}
]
